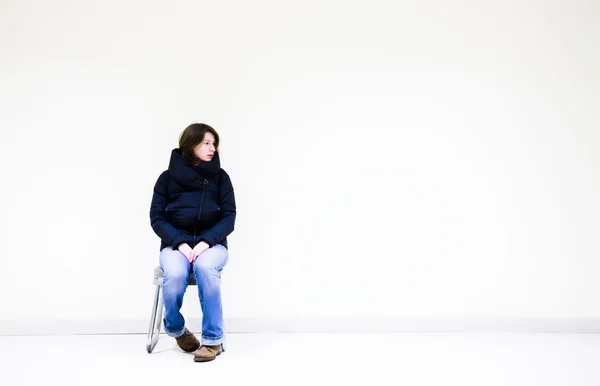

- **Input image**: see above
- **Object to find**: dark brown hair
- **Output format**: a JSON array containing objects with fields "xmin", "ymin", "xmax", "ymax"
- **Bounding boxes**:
[{"xmin": 178, "ymin": 123, "xmax": 220, "ymax": 163}]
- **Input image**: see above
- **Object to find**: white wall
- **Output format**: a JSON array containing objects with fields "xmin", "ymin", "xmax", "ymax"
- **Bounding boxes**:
[{"xmin": 1, "ymin": 0, "xmax": 599, "ymax": 333}]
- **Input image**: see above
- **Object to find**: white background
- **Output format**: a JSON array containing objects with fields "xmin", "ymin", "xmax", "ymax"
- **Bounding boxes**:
[{"xmin": 1, "ymin": 0, "xmax": 599, "ymax": 332}]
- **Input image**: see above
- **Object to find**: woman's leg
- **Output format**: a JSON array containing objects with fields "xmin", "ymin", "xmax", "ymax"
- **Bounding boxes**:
[
  {"xmin": 159, "ymin": 247, "xmax": 191, "ymax": 337},
  {"xmin": 192, "ymin": 244, "xmax": 229, "ymax": 346}
]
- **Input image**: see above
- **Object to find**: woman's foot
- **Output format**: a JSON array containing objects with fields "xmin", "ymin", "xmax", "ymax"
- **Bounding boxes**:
[
  {"xmin": 193, "ymin": 345, "xmax": 223, "ymax": 362},
  {"xmin": 175, "ymin": 328, "xmax": 200, "ymax": 352}
]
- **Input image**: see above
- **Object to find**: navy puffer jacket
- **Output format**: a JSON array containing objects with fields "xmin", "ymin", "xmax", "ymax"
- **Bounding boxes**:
[{"xmin": 150, "ymin": 149, "xmax": 236, "ymax": 250}]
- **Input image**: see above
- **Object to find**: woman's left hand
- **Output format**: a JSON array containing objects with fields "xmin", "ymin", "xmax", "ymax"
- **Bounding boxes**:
[{"xmin": 191, "ymin": 241, "xmax": 210, "ymax": 261}]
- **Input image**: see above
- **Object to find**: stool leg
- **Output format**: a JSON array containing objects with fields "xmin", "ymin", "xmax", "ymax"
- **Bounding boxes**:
[
  {"xmin": 221, "ymin": 318, "xmax": 227, "ymax": 352},
  {"xmin": 146, "ymin": 284, "xmax": 163, "ymax": 353},
  {"xmin": 156, "ymin": 288, "xmax": 164, "ymax": 334},
  {"xmin": 218, "ymin": 271, "xmax": 226, "ymax": 353}
]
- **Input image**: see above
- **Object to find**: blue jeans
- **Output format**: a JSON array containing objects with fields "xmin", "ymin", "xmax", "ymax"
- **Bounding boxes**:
[{"xmin": 159, "ymin": 245, "xmax": 228, "ymax": 346}]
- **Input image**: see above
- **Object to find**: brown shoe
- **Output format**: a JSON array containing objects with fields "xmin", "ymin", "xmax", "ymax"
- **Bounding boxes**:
[
  {"xmin": 193, "ymin": 344, "xmax": 223, "ymax": 362},
  {"xmin": 175, "ymin": 328, "xmax": 200, "ymax": 353}
]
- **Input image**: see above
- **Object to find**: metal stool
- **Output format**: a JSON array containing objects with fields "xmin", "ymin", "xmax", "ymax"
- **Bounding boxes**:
[{"xmin": 146, "ymin": 266, "xmax": 225, "ymax": 353}]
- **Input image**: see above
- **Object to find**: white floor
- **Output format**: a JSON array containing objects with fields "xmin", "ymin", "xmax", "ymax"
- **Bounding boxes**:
[{"xmin": 1, "ymin": 332, "xmax": 599, "ymax": 386}]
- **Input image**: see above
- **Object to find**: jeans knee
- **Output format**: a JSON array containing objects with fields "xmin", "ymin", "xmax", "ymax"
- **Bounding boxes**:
[
  {"xmin": 193, "ymin": 262, "xmax": 219, "ymax": 279},
  {"xmin": 165, "ymin": 267, "xmax": 188, "ymax": 280},
  {"xmin": 163, "ymin": 269, "xmax": 188, "ymax": 289}
]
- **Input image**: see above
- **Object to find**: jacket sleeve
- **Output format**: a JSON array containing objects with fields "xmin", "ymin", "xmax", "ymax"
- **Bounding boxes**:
[
  {"xmin": 149, "ymin": 171, "xmax": 189, "ymax": 250},
  {"xmin": 200, "ymin": 170, "xmax": 237, "ymax": 247}
]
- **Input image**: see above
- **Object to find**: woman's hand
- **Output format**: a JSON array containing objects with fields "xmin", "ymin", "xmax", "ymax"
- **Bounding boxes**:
[
  {"xmin": 177, "ymin": 243, "xmax": 194, "ymax": 262},
  {"xmin": 191, "ymin": 241, "xmax": 210, "ymax": 261}
]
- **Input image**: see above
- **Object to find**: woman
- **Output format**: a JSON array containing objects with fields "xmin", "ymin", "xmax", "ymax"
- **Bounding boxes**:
[{"xmin": 150, "ymin": 123, "xmax": 236, "ymax": 362}]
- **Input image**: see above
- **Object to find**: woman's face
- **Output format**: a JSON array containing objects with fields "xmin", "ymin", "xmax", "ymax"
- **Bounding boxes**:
[{"xmin": 193, "ymin": 132, "xmax": 216, "ymax": 163}]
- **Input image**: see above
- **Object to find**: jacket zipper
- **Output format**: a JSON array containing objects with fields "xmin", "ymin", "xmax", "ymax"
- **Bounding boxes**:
[{"xmin": 192, "ymin": 179, "xmax": 209, "ymax": 246}]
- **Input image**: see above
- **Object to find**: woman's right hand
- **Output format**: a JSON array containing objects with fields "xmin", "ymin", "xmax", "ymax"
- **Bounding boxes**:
[{"xmin": 177, "ymin": 243, "xmax": 194, "ymax": 262}]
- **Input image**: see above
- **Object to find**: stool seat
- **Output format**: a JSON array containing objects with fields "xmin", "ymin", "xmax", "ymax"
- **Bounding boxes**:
[{"xmin": 153, "ymin": 266, "xmax": 222, "ymax": 286}]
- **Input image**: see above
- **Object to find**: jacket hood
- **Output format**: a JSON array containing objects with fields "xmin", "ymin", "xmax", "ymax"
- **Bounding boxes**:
[{"xmin": 168, "ymin": 148, "xmax": 221, "ymax": 188}]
